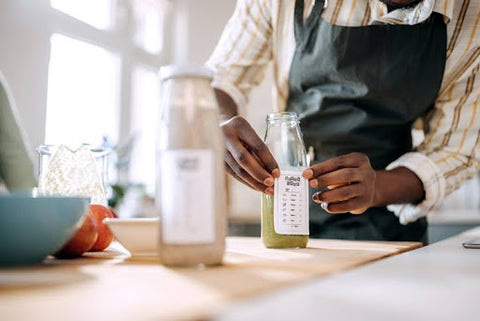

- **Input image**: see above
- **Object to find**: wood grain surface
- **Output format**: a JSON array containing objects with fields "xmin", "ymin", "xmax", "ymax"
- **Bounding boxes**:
[{"xmin": 0, "ymin": 237, "xmax": 421, "ymax": 321}]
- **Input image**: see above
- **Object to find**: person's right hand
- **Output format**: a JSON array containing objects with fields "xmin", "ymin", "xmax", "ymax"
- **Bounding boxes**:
[{"xmin": 221, "ymin": 116, "xmax": 280, "ymax": 195}]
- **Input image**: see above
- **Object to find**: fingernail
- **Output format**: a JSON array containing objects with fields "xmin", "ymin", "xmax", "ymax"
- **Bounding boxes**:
[
  {"xmin": 272, "ymin": 168, "xmax": 280, "ymax": 178},
  {"xmin": 310, "ymin": 179, "xmax": 318, "ymax": 188},
  {"xmin": 303, "ymin": 169, "xmax": 313, "ymax": 178},
  {"xmin": 321, "ymin": 202, "xmax": 329, "ymax": 212},
  {"xmin": 264, "ymin": 177, "xmax": 274, "ymax": 186},
  {"xmin": 265, "ymin": 187, "xmax": 274, "ymax": 195},
  {"xmin": 312, "ymin": 192, "xmax": 322, "ymax": 202},
  {"xmin": 328, "ymin": 184, "xmax": 341, "ymax": 190}
]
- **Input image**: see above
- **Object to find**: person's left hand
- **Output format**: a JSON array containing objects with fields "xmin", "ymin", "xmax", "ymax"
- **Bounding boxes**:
[{"xmin": 302, "ymin": 153, "xmax": 376, "ymax": 214}]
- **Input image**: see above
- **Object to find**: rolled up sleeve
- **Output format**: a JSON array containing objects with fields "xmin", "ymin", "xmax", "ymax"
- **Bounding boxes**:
[
  {"xmin": 205, "ymin": 0, "xmax": 273, "ymax": 116},
  {"xmin": 388, "ymin": 58, "xmax": 480, "ymax": 224}
]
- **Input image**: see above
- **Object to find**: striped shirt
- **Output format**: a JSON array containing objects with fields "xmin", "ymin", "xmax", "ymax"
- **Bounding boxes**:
[{"xmin": 206, "ymin": 0, "xmax": 480, "ymax": 224}]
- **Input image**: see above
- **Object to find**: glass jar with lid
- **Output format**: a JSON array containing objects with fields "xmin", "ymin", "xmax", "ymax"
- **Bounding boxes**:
[
  {"xmin": 262, "ymin": 112, "xmax": 309, "ymax": 248},
  {"xmin": 37, "ymin": 144, "xmax": 110, "ymax": 205},
  {"xmin": 156, "ymin": 65, "xmax": 226, "ymax": 266}
]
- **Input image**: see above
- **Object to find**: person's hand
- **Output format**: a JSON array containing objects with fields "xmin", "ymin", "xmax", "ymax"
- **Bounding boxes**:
[
  {"xmin": 221, "ymin": 116, "xmax": 280, "ymax": 195},
  {"xmin": 302, "ymin": 153, "xmax": 376, "ymax": 214}
]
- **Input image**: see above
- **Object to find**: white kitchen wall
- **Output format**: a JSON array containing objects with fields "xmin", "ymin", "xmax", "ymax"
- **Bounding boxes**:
[{"xmin": 0, "ymin": 1, "xmax": 51, "ymax": 153}]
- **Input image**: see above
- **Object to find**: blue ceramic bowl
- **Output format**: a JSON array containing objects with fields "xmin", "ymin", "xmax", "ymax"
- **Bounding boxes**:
[{"xmin": 0, "ymin": 194, "xmax": 89, "ymax": 266}]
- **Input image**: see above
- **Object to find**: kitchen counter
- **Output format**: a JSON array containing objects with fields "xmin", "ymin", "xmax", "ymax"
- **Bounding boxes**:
[
  {"xmin": 0, "ymin": 237, "xmax": 419, "ymax": 321},
  {"xmin": 215, "ymin": 227, "xmax": 480, "ymax": 321},
  {"xmin": 428, "ymin": 210, "xmax": 480, "ymax": 243}
]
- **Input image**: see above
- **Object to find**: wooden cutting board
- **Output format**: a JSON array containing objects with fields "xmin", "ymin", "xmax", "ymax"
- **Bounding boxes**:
[{"xmin": 0, "ymin": 237, "xmax": 420, "ymax": 321}]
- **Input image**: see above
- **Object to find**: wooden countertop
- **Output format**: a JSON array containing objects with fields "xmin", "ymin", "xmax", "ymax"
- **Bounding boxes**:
[{"xmin": 0, "ymin": 237, "xmax": 420, "ymax": 321}]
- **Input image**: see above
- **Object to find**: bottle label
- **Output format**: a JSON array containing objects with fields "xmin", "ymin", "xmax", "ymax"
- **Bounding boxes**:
[
  {"xmin": 273, "ymin": 170, "xmax": 309, "ymax": 235},
  {"xmin": 159, "ymin": 150, "xmax": 215, "ymax": 244}
]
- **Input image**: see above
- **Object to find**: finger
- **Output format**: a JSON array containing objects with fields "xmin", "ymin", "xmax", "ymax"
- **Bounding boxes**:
[
  {"xmin": 350, "ymin": 208, "xmax": 368, "ymax": 215},
  {"xmin": 225, "ymin": 153, "xmax": 266, "ymax": 191},
  {"xmin": 250, "ymin": 149, "xmax": 280, "ymax": 179},
  {"xmin": 225, "ymin": 164, "xmax": 274, "ymax": 196},
  {"xmin": 238, "ymin": 124, "xmax": 280, "ymax": 177},
  {"xmin": 324, "ymin": 197, "xmax": 367, "ymax": 214},
  {"xmin": 224, "ymin": 163, "xmax": 249, "ymax": 187},
  {"xmin": 312, "ymin": 184, "xmax": 362, "ymax": 203},
  {"xmin": 310, "ymin": 168, "xmax": 364, "ymax": 189},
  {"xmin": 223, "ymin": 117, "xmax": 280, "ymax": 179},
  {"xmin": 225, "ymin": 152, "xmax": 269, "ymax": 192},
  {"xmin": 226, "ymin": 139, "xmax": 275, "ymax": 185},
  {"xmin": 303, "ymin": 153, "xmax": 370, "ymax": 179}
]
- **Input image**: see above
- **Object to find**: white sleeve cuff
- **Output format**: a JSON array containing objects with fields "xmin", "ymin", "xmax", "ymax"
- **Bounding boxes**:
[{"xmin": 386, "ymin": 152, "xmax": 446, "ymax": 225}]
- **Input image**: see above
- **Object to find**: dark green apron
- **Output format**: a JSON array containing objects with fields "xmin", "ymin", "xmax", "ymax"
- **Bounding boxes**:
[{"xmin": 287, "ymin": 0, "xmax": 447, "ymax": 241}]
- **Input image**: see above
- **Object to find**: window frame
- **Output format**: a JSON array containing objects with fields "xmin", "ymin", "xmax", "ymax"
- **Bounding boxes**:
[
  {"xmin": 44, "ymin": 0, "xmax": 173, "ymax": 187},
  {"xmin": 47, "ymin": 0, "xmax": 171, "ymax": 144}
]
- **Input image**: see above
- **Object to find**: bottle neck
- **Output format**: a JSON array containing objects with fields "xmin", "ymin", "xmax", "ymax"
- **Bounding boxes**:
[
  {"xmin": 264, "ymin": 112, "xmax": 307, "ymax": 169},
  {"xmin": 266, "ymin": 112, "xmax": 300, "ymax": 127}
]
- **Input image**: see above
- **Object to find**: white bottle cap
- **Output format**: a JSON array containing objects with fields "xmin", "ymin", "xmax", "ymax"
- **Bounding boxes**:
[{"xmin": 158, "ymin": 65, "xmax": 213, "ymax": 82}]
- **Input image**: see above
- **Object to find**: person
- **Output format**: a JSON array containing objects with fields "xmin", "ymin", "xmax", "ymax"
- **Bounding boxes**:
[
  {"xmin": 0, "ymin": 72, "xmax": 36, "ymax": 191},
  {"xmin": 207, "ymin": 0, "xmax": 480, "ymax": 242}
]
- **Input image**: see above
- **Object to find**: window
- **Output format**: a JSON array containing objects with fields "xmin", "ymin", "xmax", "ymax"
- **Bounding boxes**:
[
  {"xmin": 50, "ymin": 0, "xmax": 114, "ymax": 30},
  {"xmin": 45, "ymin": 34, "xmax": 119, "ymax": 146},
  {"xmin": 132, "ymin": 0, "xmax": 168, "ymax": 54},
  {"xmin": 45, "ymin": 0, "xmax": 170, "ymax": 195},
  {"xmin": 129, "ymin": 65, "xmax": 159, "ymax": 195}
]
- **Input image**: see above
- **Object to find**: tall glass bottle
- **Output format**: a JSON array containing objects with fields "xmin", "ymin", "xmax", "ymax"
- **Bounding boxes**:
[
  {"xmin": 262, "ymin": 112, "xmax": 309, "ymax": 248},
  {"xmin": 156, "ymin": 66, "xmax": 226, "ymax": 266}
]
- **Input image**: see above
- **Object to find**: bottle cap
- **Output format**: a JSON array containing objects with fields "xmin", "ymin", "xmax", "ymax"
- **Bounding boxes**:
[{"xmin": 158, "ymin": 65, "xmax": 213, "ymax": 81}]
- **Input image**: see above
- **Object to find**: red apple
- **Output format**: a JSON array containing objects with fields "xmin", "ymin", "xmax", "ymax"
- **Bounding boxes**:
[
  {"xmin": 54, "ymin": 212, "xmax": 98, "ymax": 259},
  {"xmin": 109, "ymin": 206, "xmax": 119, "ymax": 218},
  {"xmin": 89, "ymin": 204, "xmax": 114, "ymax": 251}
]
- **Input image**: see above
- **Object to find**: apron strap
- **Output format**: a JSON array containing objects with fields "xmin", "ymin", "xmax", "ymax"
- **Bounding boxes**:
[{"xmin": 294, "ymin": 0, "xmax": 326, "ymax": 42}]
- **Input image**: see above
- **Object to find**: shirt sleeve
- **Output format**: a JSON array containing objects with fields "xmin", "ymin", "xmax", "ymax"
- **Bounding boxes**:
[
  {"xmin": 387, "ymin": 57, "xmax": 480, "ymax": 225},
  {"xmin": 205, "ymin": 0, "xmax": 273, "ymax": 116}
]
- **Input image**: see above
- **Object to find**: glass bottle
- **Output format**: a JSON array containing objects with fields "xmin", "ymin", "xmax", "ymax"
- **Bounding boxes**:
[
  {"xmin": 156, "ymin": 65, "xmax": 226, "ymax": 266},
  {"xmin": 262, "ymin": 112, "xmax": 309, "ymax": 248}
]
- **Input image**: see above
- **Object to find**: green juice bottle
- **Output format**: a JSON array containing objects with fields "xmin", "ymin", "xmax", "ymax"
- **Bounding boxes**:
[{"xmin": 261, "ymin": 112, "xmax": 309, "ymax": 248}]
